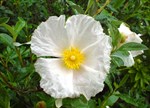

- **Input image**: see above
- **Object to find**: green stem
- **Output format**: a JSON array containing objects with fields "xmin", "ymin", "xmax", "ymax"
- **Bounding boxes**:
[
  {"xmin": 118, "ymin": 67, "xmax": 129, "ymax": 71},
  {"xmin": 0, "ymin": 71, "xmax": 42, "ymax": 94},
  {"xmin": 93, "ymin": 0, "xmax": 111, "ymax": 17},
  {"xmin": 0, "ymin": 71, "xmax": 18, "ymax": 92},
  {"xmin": 15, "ymin": 47, "xmax": 24, "ymax": 67},
  {"xmin": 100, "ymin": 88, "xmax": 117, "ymax": 108}
]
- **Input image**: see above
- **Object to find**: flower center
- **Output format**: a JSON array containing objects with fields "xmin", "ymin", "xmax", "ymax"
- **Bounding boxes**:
[
  {"xmin": 62, "ymin": 47, "xmax": 84, "ymax": 69},
  {"xmin": 70, "ymin": 55, "xmax": 76, "ymax": 61}
]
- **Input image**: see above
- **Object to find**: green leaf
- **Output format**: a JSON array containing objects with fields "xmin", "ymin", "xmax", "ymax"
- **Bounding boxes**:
[
  {"xmin": 112, "ymin": 50, "xmax": 130, "ymax": 58},
  {"xmin": 145, "ymin": 85, "xmax": 150, "ymax": 92},
  {"xmin": 87, "ymin": 0, "xmax": 98, "ymax": 16},
  {"xmin": 71, "ymin": 99, "xmax": 88, "ymax": 108},
  {"xmin": 105, "ymin": 76, "xmax": 113, "ymax": 92},
  {"xmin": 106, "ymin": 93, "xmax": 119, "ymax": 106},
  {"xmin": 118, "ymin": 74, "xmax": 129, "ymax": 88},
  {"xmin": 71, "ymin": 95, "xmax": 89, "ymax": 108},
  {"xmin": 14, "ymin": 17, "xmax": 26, "ymax": 36},
  {"xmin": 88, "ymin": 100, "xmax": 96, "ymax": 108},
  {"xmin": 0, "ymin": 17, "xmax": 10, "ymax": 24},
  {"xmin": 116, "ymin": 94, "xmax": 148, "ymax": 108},
  {"xmin": 135, "ymin": 72, "xmax": 140, "ymax": 81},
  {"xmin": 95, "ymin": 9, "xmax": 116, "ymax": 21},
  {"xmin": 108, "ymin": 23, "xmax": 122, "ymax": 48},
  {"xmin": 0, "ymin": 23, "xmax": 17, "ymax": 41},
  {"xmin": 111, "ymin": 50, "xmax": 129, "ymax": 67},
  {"xmin": 111, "ymin": 0, "xmax": 126, "ymax": 9},
  {"xmin": 111, "ymin": 56, "xmax": 124, "ymax": 67},
  {"xmin": 113, "ymin": 82, "xmax": 119, "ymax": 89},
  {"xmin": 66, "ymin": 0, "xmax": 84, "ymax": 14},
  {"xmin": 118, "ymin": 42, "xmax": 148, "ymax": 51},
  {"xmin": 0, "ymin": 33, "xmax": 14, "ymax": 48},
  {"xmin": 85, "ymin": 0, "xmax": 94, "ymax": 14},
  {"xmin": 0, "ymin": 86, "xmax": 10, "ymax": 108},
  {"xmin": 63, "ymin": 96, "xmax": 93, "ymax": 108}
]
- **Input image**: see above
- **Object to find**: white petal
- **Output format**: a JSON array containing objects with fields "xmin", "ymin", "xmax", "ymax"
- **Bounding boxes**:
[
  {"xmin": 66, "ymin": 14, "xmax": 104, "ymax": 50},
  {"xmin": 72, "ymin": 36, "xmax": 112, "ymax": 100},
  {"xmin": 118, "ymin": 23, "xmax": 143, "ymax": 58},
  {"xmin": 125, "ymin": 33, "xmax": 143, "ymax": 57},
  {"xmin": 130, "ymin": 50, "xmax": 143, "ymax": 57},
  {"xmin": 82, "ymin": 35, "xmax": 112, "ymax": 75},
  {"xmin": 123, "ymin": 52, "xmax": 135, "ymax": 67},
  {"xmin": 118, "ymin": 23, "xmax": 142, "ymax": 43},
  {"xmin": 35, "ymin": 58, "xmax": 74, "ymax": 98},
  {"xmin": 125, "ymin": 33, "xmax": 142, "ymax": 43},
  {"xmin": 31, "ymin": 15, "xmax": 69, "ymax": 57},
  {"xmin": 118, "ymin": 23, "xmax": 132, "ymax": 36},
  {"xmin": 73, "ymin": 65, "xmax": 105, "ymax": 100}
]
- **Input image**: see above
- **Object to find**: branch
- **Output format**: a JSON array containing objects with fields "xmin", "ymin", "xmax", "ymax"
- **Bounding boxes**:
[{"xmin": 93, "ymin": 0, "xmax": 111, "ymax": 17}]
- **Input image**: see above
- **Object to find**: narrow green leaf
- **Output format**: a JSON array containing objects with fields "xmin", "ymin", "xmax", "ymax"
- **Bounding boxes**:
[
  {"xmin": 111, "ymin": 50, "xmax": 129, "ymax": 67},
  {"xmin": 0, "ymin": 33, "xmax": 14, "ymax": 48},
  {"xmin": 88, "ymin": 100, "xmax": 96, "ymax": 108},
  {"xmin": 95, "ymin": 9, "xmax": 116, "ymax": 21},
  {"xmin": 135, "ymin": 72, "xmax": 140, "ymax": 81},
  {"xmin": 111, "ymin": 56, "xmax": 124, "ymax": 67},
  {"xmin": 87, "ymin": 0, "xmax": 98, "ymax": 16},
  {"xmin": 113, "ymin": 82, "xmax": 119, "ymax": 89},
  {"xmin": 108, "ymin": 24, "xmax": 122, "ymax": 48},
  {"xmin": 0, "ymin": 86, "xmax": 10, "ymax": 108},
  {"xmin": 116, "ymin": 94, "xmax": 147, "ymax": 108},
  {"xmin": 112, "ymin": 50, "xmax": 130, "ymax": 58},
  {"xmin": 14, "ymin": 17, "xmax": 26, "ymax": 35},
  {"xmin": 105, "ymin": 76, "xmax": 113, "ymax": 92},
  {"xmin": 71, "ymin": 98, "xmax": 88, "ymax": 108},
  {"xmin": 106, "ymin": 94, "xmax": 119, "ymax": 106},
  {"xmin": 66, "ymin": 0, "xmax": 84, "ymax": 14},
  {"xmin": 0, "ymin": 23, "xmax": 17, "ymax": 41},
  {"xmin": 85, "ymin": 0, "xmax": 94, "ymax": 14},
  {"xmin": 0, "ymin": 17, "xmax": 10, "ymax": 24},
  {"xmin": 118, "ymin": 74, "xmax": 129, "ymax": 88},
  {"xmin": 118, "ymin": 42, "xmax": 148, "ymax": 51},
  {"xmin": 111, "ymin": 0, "xmax": 126, "ymax": 9},
  {"xmin": 145, "ymin": 85, "xmax": 150, "ymax": 92}
]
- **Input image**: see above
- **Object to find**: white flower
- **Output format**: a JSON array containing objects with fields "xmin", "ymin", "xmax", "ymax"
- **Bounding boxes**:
[
  {"xmin": 31, "ymin": 15, "xmax": 112, "ymax": 100},
  {"xmin": 118, "ymin": 23, "xmax": 143, "ymax": 67}
]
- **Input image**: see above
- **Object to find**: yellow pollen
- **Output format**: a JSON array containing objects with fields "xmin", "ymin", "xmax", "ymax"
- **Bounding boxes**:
[{"xmin": 62, "ymin": 47, "xmax": 84, "ymax": 70}]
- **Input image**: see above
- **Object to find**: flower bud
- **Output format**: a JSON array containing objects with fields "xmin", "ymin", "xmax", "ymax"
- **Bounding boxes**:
[{"xmin": 36, "ymin": 101, "xmax": 46, "ymax": 108}]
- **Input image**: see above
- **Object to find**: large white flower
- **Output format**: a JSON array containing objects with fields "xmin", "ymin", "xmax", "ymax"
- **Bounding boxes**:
[
  {"xmin": 118, "ymin": 23, "xmax": 143, "ymax": 67},
  {"xmin": 31, "ymin": 15, "xmax": 112, "ymax": 100}
]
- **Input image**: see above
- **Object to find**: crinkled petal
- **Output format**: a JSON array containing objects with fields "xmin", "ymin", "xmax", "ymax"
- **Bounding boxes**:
[
  {"xmin": 66, "ymin": 14, "xmax": 104, "ymax": 50},
  {"xmin": 73, "ymin": 65, "xmax": 105, "ymax": 100},
  {"xmin": 31, "ymin": 15, "xmax": 69, "ymax": 57},
  {"xmin": 72, "ymin": 35, "xmax": 112, "ymax": 100},
  {"xmin": 33, "ymin": 15, "xmax": 113, "ymax": 101},
  {"xmin": 35, "ymin": 58, "xmax": 74, "ymax": 98},
  {"xmin": 82, "ymin": 35, "xmax": 112, "ymax": 75}
]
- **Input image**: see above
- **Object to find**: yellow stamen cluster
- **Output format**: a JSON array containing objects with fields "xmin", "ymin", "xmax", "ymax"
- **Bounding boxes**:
[{"xmin": 62, "ymin": 47, "xmax": 84, "ymax": 69}]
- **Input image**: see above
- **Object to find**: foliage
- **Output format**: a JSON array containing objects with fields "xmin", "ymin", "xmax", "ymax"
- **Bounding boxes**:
[{"xmin": 0, "ymin": 0, "xmax": 150, "ymax": 108}]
